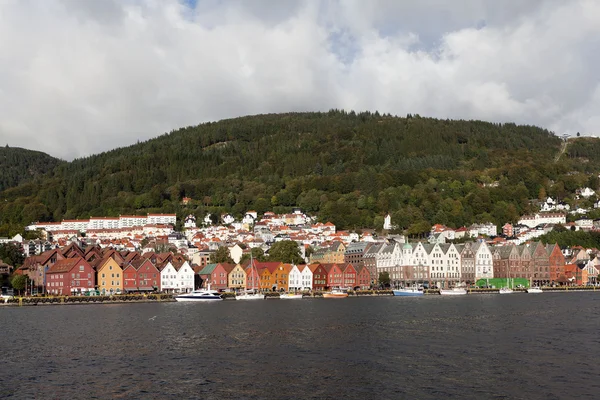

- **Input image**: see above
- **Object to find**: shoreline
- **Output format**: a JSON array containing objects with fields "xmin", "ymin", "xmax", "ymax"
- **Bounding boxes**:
[{"xmin": 2, "ymin": 286, "xmax": 599, "ymax": 306}]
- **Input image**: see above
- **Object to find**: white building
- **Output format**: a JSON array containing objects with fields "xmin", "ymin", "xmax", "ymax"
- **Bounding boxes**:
[
  {"xmin": 175, "ymin": 261, "xmax": 195, "ymax": 293},
  {"xmin": 518, "ymin": 213, "xmax": 566, "ymax": 228},
  {"xmin": 160, "ymin": 262, "xmax": 179, "ymax": 293},
  {"xmin": 147, "ymin": 214, "xmax": 177, "ymax": 225},
  {"xmin": 383, "ymin": 214, "xmax": 392, "ymax": 230},
  {"xmin": 473, "ymin": 242, "xmax": 494, "ymax": 280},
  {"xmin": 184, "ymin": 215, "xmax": 197, "ymax": 229},
  {"xmin": 222, "ymin": 214, "xmax": 235, "ymax": 225}
]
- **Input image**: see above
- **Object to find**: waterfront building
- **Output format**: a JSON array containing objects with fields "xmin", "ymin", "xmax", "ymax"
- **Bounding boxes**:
[
  {"xmin": 341, "ymin": 263, "xmax": 358, "ymax": 289},
  {"xmin": 547, "ymin": 243, "xmax": 566, "ymax": 284},
  {"xmin": 363, "ymin": 243, "xmax": 382, "ymax": 285},
  {"xmin": 322, "ymin": 263, "xmax": 345, "ymax": 288},
  {"xmin": 174, "ymin": 260, "xmax": 195, "ymax": 293},
  {"xmin": 228, "ymin": 264, "xmax": 247, "ymax": 290},
  {"xmin": 45, "ymin": 257, "xmax": 95, "ymax": 296},
  {"xmin": 531, "ymin": 242, "xmax": 550, "ymax": 285},
  {"xmin": 288, "ymin": 264, "xmax": 312, "ymax": 291},
  {"xmin": 473, "ymin": 242, "xmax": 494, "ymax": 281},
  {"xmin": 96, "ymin": 256, "xmax": 123, "ymax": 295},
  {"xmin": 355, "ymin": 265, "xmax": 371, "ymax": 289},
  {"xmin": 309, "ymin": 263, "xmax": 328, "ymax": 291}
]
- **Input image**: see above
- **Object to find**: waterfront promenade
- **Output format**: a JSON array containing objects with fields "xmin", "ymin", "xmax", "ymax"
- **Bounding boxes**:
[{"xmin": 3, "ymin": 286, "xmax": 600, "ymax": 307}]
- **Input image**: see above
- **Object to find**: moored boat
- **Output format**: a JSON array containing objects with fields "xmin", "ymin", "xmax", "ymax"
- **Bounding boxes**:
[
  {"xmin": 439, "ymin": 287, "xmax": 467, "ymax": 296},
  {"xmin": 175, "ymin": 285, "xmax": 222, "ymax": 302},
  {"xmin": 236, "ymin": 291, "xmax": 264, "ymax": 300},
  {"xmin": 323, "ymin": 288, "xmax": 349, "ymax": 298},
  {"xmin": 393, "ymin": 287, "xmax": 423, "ymax": 297},
  {"xmin": 499, "ymin": 287, "xmax": 514, "ymax": 294},
  {"xmin": 280, "ymin": 293, "xmax": 303, "ymax": 299},
  {"xmin": 527, "ymin": 286, "xmax": 543, "ymax": 293}
]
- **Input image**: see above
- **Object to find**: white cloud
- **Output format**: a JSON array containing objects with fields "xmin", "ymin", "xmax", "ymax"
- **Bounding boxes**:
[{"xmin": 0, "ymin": 0, "xmax": 598, "ymax": 160}]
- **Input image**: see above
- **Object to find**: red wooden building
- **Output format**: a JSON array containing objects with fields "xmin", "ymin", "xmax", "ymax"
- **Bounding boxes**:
[
  {"xmin": 45, "ymin": 256, "xmax": 95, "ymax": 296},
  {"xmin": 308, "ymin": 263, "xmax": 328, "ymax": 291},
  {"xmin": 123, "ymin": 258, "xmax": 160, "ymax": 292}
]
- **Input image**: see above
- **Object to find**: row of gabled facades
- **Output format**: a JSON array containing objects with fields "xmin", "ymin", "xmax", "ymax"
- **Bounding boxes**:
[
  {"xmin": 19, "ymin": 243, "xmax": 195, "ymax": 295},
  {"xmin": 312, "ymin": 240, "xmax": 599, "ymax": 287},
  {"xmin": 197, "ymin": 260, "xmax": 372, "ymax": 292}
]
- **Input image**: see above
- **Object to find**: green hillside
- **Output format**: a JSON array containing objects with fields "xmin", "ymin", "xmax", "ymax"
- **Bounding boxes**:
[
  {"xmin": 1, "ymin": 111, "xmax": 598, "ymax": 236},
  {"xmin": 0, "ymin": 146, "xmax": 63, "ymax": 192}
]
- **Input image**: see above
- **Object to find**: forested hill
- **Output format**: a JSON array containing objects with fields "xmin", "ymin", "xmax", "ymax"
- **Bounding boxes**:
[
  {"xmin": 0, "ymin": 110, "xmax": 596, "ymax": 236},
  {"xmin": 0, "ymin": 146, "xmax": 63, "ymax": 192}
]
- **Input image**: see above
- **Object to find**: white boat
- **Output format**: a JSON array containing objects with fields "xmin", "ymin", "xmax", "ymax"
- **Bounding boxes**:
[
  {"xmin": 175, "ymin": 285, "xmax": 222, "ymax": 302},
  {"xmin": 527, "ymin": 286, "xmax": 543, "ymax": 293},
  {"xmin": 280, "ymin": 293, "xmax": 303, "ymax": 299},
  {"xmin": 323, "ymin": 288, "xmax": 349, "ymax": 298},
  {"xmin": 439, "ymin": 287, "xmax": 467, "ymax": 296},
  {"xmin": 236, "ymin": 291, "xmax": 264, "ymax": 300},
  {"xmin": 499, "ymin": 287, "xmax": 514, "ymax": 294},
  {"xmin": 393, "ymin": 287, "xmax": 424, "ymax": 297},
  {"xmin": 237, "ymin": 253, "xmax": 264, "ymax": 300}
]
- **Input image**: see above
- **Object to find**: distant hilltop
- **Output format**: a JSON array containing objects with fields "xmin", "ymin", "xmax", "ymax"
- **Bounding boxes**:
[{"xmin": 2, "ymin": 111, "xmax": 600, "ymax": 237}]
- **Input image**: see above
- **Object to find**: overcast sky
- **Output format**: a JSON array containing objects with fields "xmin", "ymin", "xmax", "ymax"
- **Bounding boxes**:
[{"xmin": 0, "ymin": 0, "xmax": 598, "ymax": 160}]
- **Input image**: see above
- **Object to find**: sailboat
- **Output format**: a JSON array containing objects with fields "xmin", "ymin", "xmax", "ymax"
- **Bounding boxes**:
[
  {"xmin": 236, "ymin": 254, "xmax": 264, "ymax": 300},
  {"xmin": 499, "ymin": 265, "xmax": 514, "ymax": 294}
]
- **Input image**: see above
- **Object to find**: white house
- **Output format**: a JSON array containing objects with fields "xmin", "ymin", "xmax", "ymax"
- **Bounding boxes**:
[
  {"xmin": 204, "ymin": 214, "xmax": 214, "ymax": 225},
  {"xmin": 579, "ymin": 187, "xmax": 596, "ymax": 198},
  {"xmin": 473, "ymin": 242, "xmax": 494, "ymax": 280},
  {"xmin": 175, "ymin": 261, "xmax": 195, "ymax": 293},
  {"xmin": 229, "ymin": 244, "xmax": 243, "ymax": 264},
  {"xmin": 242, "ymin": 213, "xmax": 256, "ymax": 225},
  {"xmin": 222, "ymin": 214, "xmax": 235, "ymax": 225},
  {"xmin": 184, "ymin": 215, "xmax": 197, "ymax": 229},
  {"xmin": 288, "ymin": 264, "xmax": 312, "ymax": 291},
  {"xmin": 160, "ymin": 262, "xmax": 179, "ymax": 293}
]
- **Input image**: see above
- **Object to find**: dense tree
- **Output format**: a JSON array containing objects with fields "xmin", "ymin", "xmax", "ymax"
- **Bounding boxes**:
[
  {"xmin": 210, "ymin": 246, "xmax": 234, "ymax": 264},
  {"xmin": 0, "ymin": 243, "xmax": 24, "ymax": 267},
  {"xmin": 10, "ymin": 274, "xmax": 27, "ymax": 295},
  {"xmin": 378, "ymin": 272, "xmax": 390, "ymax": 288},
  {"xmin": 267, "ymin": 240, "xmax": 304, "ymax": 264}
]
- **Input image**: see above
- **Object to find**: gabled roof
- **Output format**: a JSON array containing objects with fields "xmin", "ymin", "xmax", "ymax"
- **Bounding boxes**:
[
  {"xmin": 197, "ymin": 264, "xmax": 218, "ymax": 275},
  {"xmin": 47, "ymin": 257, "xmax": 85, "ymax": 274}
]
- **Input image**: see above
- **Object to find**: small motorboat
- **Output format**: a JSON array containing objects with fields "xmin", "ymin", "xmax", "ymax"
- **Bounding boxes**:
[
  {"xmin": 280, "ymin": 293, "xmax": 303, "ymax": 299},
  {"xmin": 322, "ymin": 288, "xmax": 349, "ymax": 298},
  {"xmin": 393, "ymin": 287, "xmax": 424, "ymax": 296},
  {"xmin": 527, "ymin": 286, "xmax": 543, "ymax": 293},
  {"xmin": 439, "ymin": 287, "xmax": 467, "ymax": 296}
]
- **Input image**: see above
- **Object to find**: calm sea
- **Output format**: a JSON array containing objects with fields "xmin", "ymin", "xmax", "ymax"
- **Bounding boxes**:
[{"xmin": 2, "ymin": 293, "xmax": 600, "ymax": 399}]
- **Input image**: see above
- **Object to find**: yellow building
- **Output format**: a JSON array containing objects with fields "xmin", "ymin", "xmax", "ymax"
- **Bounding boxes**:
[
  {"xmin": 97, "ymin": 257, "xmax": 123, "ymax": 295},
  {"xmin": 324, "ymin": 242, "xmax": 346, "ymax": 264},
  {"xmin": 228, "ymin": 264, "xmax": 247, "ymax": 289}
]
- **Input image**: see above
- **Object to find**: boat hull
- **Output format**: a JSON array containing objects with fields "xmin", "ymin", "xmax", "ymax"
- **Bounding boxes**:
[
  {"xmin": 322, "ymin": 293, "xmax": 348, "ymax": 298},
  {"xmin": 175, "ymin": 296, "xmax": 222, "ymax": 302},
  {"xmin": 439, "ymin": 289, "xmax": 467, "ymax": 296},
  {"xmin": 280, "ymin": 294, "xmax": 303, "ymax": 299},
  {"xmin": 499, "ymin": 288, "xmax": 514, "ymax": 294},
  {"xmin": 393, "ymin": 289, "xmax": 423, "ymax": 297},
  {"xmin": 527, "ymin": 287, "xmax": 543, "ymax": 293},
  {"xmin": 236, "ymin": 294, "xmax": 264, "ymax": 300}
]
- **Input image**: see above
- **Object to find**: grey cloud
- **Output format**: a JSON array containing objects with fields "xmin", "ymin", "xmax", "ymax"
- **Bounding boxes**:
[{"xmin": 0, "ymin": 0, "xmax": 598, "ymax": 160}]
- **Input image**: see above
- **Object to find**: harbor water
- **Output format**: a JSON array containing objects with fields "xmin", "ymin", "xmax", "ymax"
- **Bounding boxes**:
[{"xmin": 2, "ymin": 293, "xmax": 600, "ymax": 399}]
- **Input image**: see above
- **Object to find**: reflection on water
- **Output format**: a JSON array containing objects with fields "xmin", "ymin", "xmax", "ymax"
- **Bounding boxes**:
[{"xmin": 2, "ymin": 294, "xmax": 600, "ymax": 399}]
